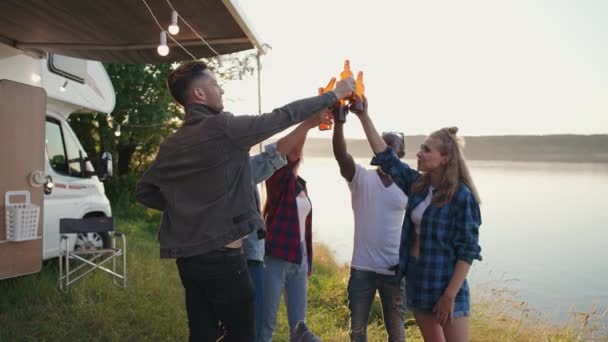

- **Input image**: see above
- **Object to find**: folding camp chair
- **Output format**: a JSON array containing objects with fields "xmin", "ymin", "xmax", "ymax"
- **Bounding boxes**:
[{"xmin": 58, "ymin": 217, "xmax": 126, "ymax": 291}]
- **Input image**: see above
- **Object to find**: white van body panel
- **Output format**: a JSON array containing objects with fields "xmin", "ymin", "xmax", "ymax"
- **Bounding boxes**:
[
  {"xmin": 42, "ymin": 111, "xmax": 112, "ymax": 260},
  {"xmin": 0, "ymin": 43, "xmax": 115, "ymax": 261},
  {"xmin": 42, "ymin": 54, "xmax": 115, "ymax": 115}
]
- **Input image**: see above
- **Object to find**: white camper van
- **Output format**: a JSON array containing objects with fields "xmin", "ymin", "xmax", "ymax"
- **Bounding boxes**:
[{"xmin": 0, "ymin": 43, "xmax": 116, "ymax": 279}]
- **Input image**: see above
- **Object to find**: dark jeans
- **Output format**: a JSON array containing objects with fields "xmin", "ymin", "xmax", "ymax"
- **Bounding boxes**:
[
  {"xmin": 347, "ymin": 268, "xmax": 406, "ymax": 342},
  {"xmin": 247, "ymin": 259, "xmax": 264, "ymax": 338},
  {"xmin": 176, "ymin": 248, "xmax": 254, "ymax": 342}
]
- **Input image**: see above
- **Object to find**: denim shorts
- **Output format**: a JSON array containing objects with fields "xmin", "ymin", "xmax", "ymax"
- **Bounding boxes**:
[{"xmin": 405, "ymin": 257, "xmax": 470, "ymax": 319}]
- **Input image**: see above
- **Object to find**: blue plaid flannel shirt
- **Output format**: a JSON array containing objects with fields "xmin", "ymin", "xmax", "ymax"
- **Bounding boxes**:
[{"xmin": 371, "ymin": 147, "xmax": 482, "ymax": 310}]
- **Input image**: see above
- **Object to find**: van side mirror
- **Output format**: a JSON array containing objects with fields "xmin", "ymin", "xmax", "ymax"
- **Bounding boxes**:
[
  {"xmin": 99, "ymin": 152, "xmax": 113, "ymax": 181},
  {"xmin": 79, "ymin": 150, "xmax": 96, "ymax": 178}
]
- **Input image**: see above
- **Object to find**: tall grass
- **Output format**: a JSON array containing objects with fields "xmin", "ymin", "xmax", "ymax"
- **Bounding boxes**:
[
  {"xmin": 472, "ymin": 284, "xmax": 607, "ymax": 341},
  {"xmin": 0, "ymin": 212, "xmax": 602, "ymax": 341}
]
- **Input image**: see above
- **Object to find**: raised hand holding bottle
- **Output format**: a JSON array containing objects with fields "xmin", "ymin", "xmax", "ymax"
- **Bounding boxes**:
[{"xmin": 318, "ymin": 77, "xmax": 336, "ymax": 131}]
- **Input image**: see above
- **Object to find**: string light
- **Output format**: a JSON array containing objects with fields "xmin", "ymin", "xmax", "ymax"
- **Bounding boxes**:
[
  {"xmin": 157, "ymin": 31, "xmax": 169, "ymax": 56},
  {"xmin": 168, "ymin": 10, "xmax": 179, "ymax": 35},
  {"xmin": 142, "ymin": 0, "xmax": 268, "ymax": 61},
  {"xmin": 110, "ymin": 118, "xmax": 169, "ymax": 128},
  {"xmin": 164, "ymin": 0, "xmax": 221, "ymax": 56},
  {"xmin": 141, "ymin": 0, "xmax": 195, "ymax": 59},
  {"xmin": 116, "ymin": 123, "xmax": 167, "ymax": 128},
  {"xmin": 59, "ymin": 80, "xmax": 68, "ymax": 92}
]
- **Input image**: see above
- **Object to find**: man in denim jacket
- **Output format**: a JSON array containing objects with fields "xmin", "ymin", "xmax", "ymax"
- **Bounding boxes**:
[{"xmin": 135, "ymin": 61, "xmax": 354, "ymax": 341}]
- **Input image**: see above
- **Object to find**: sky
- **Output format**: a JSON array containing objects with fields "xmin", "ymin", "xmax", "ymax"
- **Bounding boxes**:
[{"xmin": 222, "ymin": 0, "xmax": 608, "ymax": 138}]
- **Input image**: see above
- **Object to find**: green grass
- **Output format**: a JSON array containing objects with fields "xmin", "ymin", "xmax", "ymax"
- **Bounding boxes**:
[{"xmin": 0, "ymin": 212, "xmax": 602, "ymax": 341}]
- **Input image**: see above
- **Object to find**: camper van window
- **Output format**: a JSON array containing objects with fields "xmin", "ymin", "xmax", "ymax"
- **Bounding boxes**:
[
  {"xmin": 45, "ymin": 118, "xmax": 87, "ymax": 178},
  {"xmin": 48, "ymin": 54, "xmax": 86, "ymax": 83},
  {"xmin": 46, "ymin": 120, "xmax": 69, "ymax": 175},
  {"xmin": 63, "ymin": 125, "xmax": 84, "ymax": 177}
]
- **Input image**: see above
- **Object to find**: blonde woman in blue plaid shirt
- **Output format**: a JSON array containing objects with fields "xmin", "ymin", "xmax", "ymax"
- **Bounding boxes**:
[{"xmin": 351, "ymin": 98, "xmax": 482, "ymax": 341}]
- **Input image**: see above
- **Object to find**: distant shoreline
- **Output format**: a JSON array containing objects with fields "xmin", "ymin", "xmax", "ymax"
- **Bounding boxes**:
[{"xmin": 275, "ymin": 135, "xmax": 608, "ymax": 163}]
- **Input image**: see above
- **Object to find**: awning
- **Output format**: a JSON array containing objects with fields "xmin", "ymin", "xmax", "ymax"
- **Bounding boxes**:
[{"xmin": 0, "ymin": 0, "xmax": 265, "ymax": 64}]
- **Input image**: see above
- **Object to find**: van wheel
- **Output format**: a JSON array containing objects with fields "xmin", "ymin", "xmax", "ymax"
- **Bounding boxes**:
[{"xmin": 74, "ymin": 232, "xmax": 112, "ymax": 251}]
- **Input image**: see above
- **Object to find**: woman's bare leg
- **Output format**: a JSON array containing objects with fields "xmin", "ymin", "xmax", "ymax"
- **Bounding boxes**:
[
  {"xmin": 414, "ymin": 313, "xmax": 445, "ymax": 342},
  {"xmin": 442, "ymin": 316, "xmax": 469, "ymax": 342}
]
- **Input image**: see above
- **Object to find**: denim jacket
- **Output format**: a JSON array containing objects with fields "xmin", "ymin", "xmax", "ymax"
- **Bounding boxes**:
[
  {"xmin": 244, "ymin": 143, "xmax": 287, "ymax": 262},
  {"xmin": 135, "ymin": 93, "xmax": 337, "ymax": 258}
]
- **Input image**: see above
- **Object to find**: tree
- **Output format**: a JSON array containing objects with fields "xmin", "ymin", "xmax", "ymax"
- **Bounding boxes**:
[
  {"xmin": 69, "ymin": 63, "xmax": 179, "ymax": 175},
  {"xmin": 69, "ymin": 51, "xmax": 258, "ymax": 176}
]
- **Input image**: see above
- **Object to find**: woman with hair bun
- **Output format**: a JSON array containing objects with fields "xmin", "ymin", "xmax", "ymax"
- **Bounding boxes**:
[{"xmin": 352, "ymin": 97, "xmax": 482, "ymax": 342}]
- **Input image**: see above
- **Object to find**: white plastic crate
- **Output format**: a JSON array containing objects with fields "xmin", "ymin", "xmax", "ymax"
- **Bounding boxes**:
[{"xmin": 5, "ymin": 191, "xmax": 40, "ymax": 242}]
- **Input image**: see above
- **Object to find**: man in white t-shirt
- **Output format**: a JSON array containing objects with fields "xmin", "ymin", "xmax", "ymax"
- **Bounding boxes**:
[{"xmin": 332, "ymin": 109, "xmax": 408, "ymax": 342}]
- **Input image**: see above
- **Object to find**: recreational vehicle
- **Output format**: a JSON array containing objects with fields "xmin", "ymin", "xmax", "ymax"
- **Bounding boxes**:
[{"xmin": 0, "ymin": 43, "xmax": 115, "ymax": 279}]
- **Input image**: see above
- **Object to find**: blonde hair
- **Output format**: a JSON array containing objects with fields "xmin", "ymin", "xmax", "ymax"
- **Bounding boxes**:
[{"xmin": 411, "ymin": 127, "xmax": 480, "ymax": 207}]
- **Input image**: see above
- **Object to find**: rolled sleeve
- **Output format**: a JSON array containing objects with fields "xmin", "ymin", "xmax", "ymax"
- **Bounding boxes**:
[
  {"xmin": 263, "ymin": 143, "xmax": 288, "ymax": 171},
  {"xmin": 370, "ymin": 147, "xmax": 419, "ymax": 196},
  {"xmin": 244, "ymin": 231, "xmax": 265, "ymax": 261},
  {"xmin": 250, "ymin": 143, "xmax": 288, "ymax": 184},
  {"xmin": 454, "ymin": 192, "xmax": 482, "ymax": 264}
]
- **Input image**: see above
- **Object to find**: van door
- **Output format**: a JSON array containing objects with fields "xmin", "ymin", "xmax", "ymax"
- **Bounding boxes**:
[
  {"xmin": 0, "ymin": 80, "xmax": 46, "ymax": 279},
  {"xmin": 43, "ymin": 116, "xmax": 95, "ymax": 258}
]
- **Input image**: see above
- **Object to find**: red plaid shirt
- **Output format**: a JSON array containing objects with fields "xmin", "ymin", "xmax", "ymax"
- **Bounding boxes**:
[{"xmin": 264, "ymin": 163, "xmax": 313, "ymax": 275}]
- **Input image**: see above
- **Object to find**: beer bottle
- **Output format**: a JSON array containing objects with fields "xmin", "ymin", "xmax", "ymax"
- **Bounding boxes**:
[
  {"xmin": 353, "ymin": 71, "xmax": 365, "ymax": 112},
  {"xmin": 318, "ymin": 77, "xmax": 336, "ymax": 131},
  {"xmin": 340, "ymin": 59, "xmax": 354, "ymax": 80},
  {"xmin": 336, "ymin": 60, "xmax": 353, "ymax": 123},
  {"xmin": 321, "ymin": 77, "xmax": 336, "ymax": 93}
]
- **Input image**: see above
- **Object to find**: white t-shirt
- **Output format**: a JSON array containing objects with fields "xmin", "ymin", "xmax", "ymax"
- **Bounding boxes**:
[
  {"xmin": 296, "ymin": 190, "xmax": 311, "ymax": 242},
  {"xmin": 411, "ymin": 186, "xmax": 434, "ymax": 235},
  {"xmin": 348, "ymin": 164, "xmax": 408, "ymax": 275}
]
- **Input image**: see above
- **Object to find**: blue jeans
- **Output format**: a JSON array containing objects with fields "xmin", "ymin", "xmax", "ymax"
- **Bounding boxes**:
[
  {"xmin": 259, "ymin": 254, "xmax": 308, "ymax": 342},
  {"xmin": 347, "ymin": 269, "xmax": 406, "ymax": 342},
  {"xmin": 247, "ymin": 260, "xmax": 264, "ymax": 337}
]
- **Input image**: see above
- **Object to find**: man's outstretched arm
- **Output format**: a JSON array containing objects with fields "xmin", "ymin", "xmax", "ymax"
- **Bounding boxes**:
[{"xmin": 226, "ymin": 78, "xmax": 355, "ymax": 149}]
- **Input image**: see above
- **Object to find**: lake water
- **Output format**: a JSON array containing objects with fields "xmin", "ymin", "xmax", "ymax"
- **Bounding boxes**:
[{"xmin": 300, "ymin": 157, "xmax": 608, "ymax": 326}]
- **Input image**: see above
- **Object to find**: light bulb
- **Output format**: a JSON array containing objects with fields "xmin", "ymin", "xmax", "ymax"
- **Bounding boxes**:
[
  {"xmin": 168, "ymin": 24, "xmax": 179, "ymax": 35},
  {"xmin": 59, "ymin": 80, "xmax": 68, "ymax": 92},
  {"xmin": 157, "ymin": 44, "xmax": 169, "ymax": 56},
  {"xmin": 31, "ymin": 73, "xmax": 41, "ymax": 83},
  {"xmin": 157, "ymin": 31, "xmax": 169, "ymax": 56},
  {"xmin": 168, "ymin": 10, "xmax": 180, "ymax": 35},
  {"xmin": 114, "ymin": 124, "xmax": 121, "ymax": 137}
]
